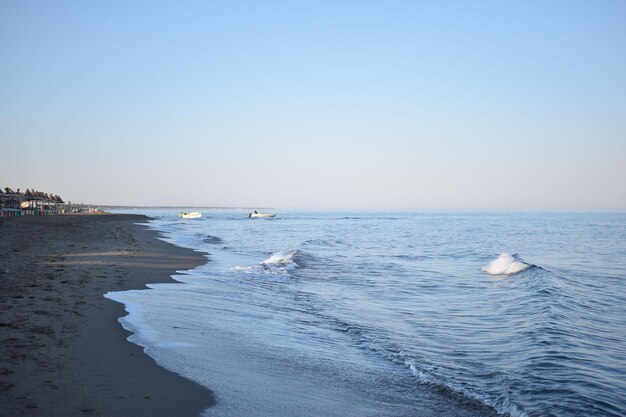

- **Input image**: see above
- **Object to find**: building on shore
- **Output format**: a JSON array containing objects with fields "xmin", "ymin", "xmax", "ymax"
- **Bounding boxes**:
[{"xmin": 0, "ymin": 188, "xmax": 66, "ymax": 217}]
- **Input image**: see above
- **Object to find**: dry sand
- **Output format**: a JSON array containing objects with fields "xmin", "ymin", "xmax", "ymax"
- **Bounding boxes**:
[{"xmin": 0, "ymin": 214, "xmax": 215, "ymax": 417}]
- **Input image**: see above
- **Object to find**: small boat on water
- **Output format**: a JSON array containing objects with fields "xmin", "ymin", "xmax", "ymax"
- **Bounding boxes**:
[
  {"xmin": 179, "ymin": 211, "xmax": 202, "ymax": 219},
  {"xmin": 249, "ymin": 211, "xmax": 276, "ymax": 218}
]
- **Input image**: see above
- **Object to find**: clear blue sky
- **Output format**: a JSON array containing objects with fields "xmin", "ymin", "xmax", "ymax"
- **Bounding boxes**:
[{"xmin": 2, "ymin": 0, "xmax": 625, "ymax": 209}]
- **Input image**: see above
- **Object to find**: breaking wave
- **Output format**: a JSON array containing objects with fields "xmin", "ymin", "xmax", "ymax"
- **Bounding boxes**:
[
  {"xmin": 232, "ymin": 250, "xmax": 304, "ymax": 275},
  {"xmin": 481, "ymin": 253, "xmax": 532, "ymax": 276},
  {"xmin": 261, "ymin": 250, "xmax": 301, "ymax": 267}
]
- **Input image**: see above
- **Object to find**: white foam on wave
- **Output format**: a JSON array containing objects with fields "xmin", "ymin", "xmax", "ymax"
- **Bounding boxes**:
[
  {"xmin": 261, "ymin": 250, "xmax": 298, "ymax": 266},
  {"xmin": 231, "ymin": 250, "xmax": 300, "ymax": 275},
  {"xmin": 481, "ymin": 253, "xmax": 531, "ymax": 276}
]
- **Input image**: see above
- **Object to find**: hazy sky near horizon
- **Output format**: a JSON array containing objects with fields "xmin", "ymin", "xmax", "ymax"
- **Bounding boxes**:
[{"xmin": 2, "ymin": 1, "xmax": 625, "ymax": 209}]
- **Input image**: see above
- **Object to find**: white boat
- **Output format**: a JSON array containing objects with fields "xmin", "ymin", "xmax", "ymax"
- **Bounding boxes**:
[
  {"xmin": 178, "ymin": 211, "xmax": 202, "ymax": 219},
  {"xmin": 248, "ymin": 212, "xmax": 276, "ymax": 218}
]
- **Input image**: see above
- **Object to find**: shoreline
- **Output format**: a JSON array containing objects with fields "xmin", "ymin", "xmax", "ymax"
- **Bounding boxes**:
[{"xmin": 0, "ymin": 214, "xmax": 215, "ymax": 417}]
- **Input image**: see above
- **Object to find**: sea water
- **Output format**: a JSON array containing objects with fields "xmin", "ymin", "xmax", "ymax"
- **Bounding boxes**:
[{"xmin": 106, "ymin": 210, "xmax": 626, "ymax": 417}]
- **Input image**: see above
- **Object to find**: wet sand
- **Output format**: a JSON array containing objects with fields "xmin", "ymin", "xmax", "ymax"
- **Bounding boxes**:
[{"xmin": 0, "ymin": 214, "xmax": 215, "ymax": 417}]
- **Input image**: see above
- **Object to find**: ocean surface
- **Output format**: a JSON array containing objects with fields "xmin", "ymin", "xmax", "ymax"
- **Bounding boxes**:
[{"xmin": 107, "ymin": 210, "xmax": 626, "ymax": 417}]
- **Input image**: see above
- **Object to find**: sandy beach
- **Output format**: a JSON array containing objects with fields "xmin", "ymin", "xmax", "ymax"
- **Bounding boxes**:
[{"xmin": 0, "ymin": 214, "xmax": 214, "ymax": 417}]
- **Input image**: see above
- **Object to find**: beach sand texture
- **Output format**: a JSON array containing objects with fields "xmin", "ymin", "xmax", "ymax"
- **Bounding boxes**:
[{"xmin": 0, "ymin": 214, "xmax": 214, "ymax": 417}]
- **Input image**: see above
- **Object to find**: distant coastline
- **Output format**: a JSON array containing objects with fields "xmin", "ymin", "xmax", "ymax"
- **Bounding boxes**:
[{"xmin": 100, "ymin": 205, "xmax": 276, "ymax": 210}]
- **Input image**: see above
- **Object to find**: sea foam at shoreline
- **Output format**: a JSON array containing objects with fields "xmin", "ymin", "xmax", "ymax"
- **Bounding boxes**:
[{"xmin": 108, "ymin": 209, "xmax": 626, "ymax": 417}]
